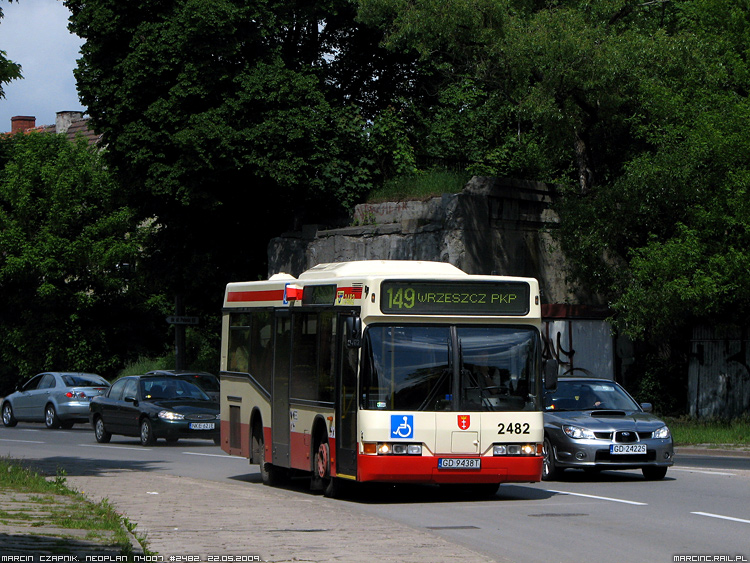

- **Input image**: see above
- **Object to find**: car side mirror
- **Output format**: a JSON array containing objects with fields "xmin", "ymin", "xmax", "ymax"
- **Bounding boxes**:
[
  {"xmin": 124, "ymin": 396, "xmax": 138, "ymax": 406},
  {"xmin": 640, "ymin": 402, "xmax": 653, "ymax": 413},
  {"xmin": 544, "ymin": 359, "xmax": 558, "ymax": 391}
]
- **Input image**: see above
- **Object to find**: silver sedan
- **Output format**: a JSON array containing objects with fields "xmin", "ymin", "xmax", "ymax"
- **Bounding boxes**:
[
  {"xmin": 543, "ymin": 377, "xmax": 674, "ymax": 480},
  {"xmin": 2, "ymin": 372, "xmax": 110, "ymax": 429}
]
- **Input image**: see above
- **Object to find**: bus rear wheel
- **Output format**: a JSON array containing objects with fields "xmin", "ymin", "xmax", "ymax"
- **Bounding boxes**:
[{"xmin": 254, "ymin": 422, "xmax": 281, "ymax": 486}]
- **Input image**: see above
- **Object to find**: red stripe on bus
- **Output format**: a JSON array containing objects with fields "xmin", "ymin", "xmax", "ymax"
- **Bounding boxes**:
[{"xmin": 227, "ymin": 289, "xmax": 285, "ymax": 303}]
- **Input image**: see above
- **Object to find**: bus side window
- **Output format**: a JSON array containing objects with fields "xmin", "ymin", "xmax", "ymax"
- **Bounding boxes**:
[
  {"xmin": 228, "ymin": 313, "xmax": 250, "ymax": 373},
  {"xmin": 317, "ymin": 312, "xmax": 335, "ymax": 403},
  {"xmin": 251, "ymin": 311, "xmax": 273, "ymax": 392},
  {"xmin": 291, "ymin": 312, "xmax": 318, "ymax": 401}
]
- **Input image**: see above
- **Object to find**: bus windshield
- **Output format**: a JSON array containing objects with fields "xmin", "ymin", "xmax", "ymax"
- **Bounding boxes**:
[{"xmin": 362, "ymin": 325, "xmax": 540, "ymax": 412}]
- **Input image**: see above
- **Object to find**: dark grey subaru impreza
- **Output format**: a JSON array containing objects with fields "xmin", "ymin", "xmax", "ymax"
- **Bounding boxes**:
[{"xmin": 543, "ymin": 377, "xmax": 674, "ymax": 480}]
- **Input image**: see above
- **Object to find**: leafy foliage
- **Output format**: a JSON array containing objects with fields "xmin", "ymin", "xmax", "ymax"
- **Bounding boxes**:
[
  {"xmin": 358, "ymin": 0, "xmax": 750, "ymax": 348},
  {"xmin": 0, "ymin": 133, "xmax": 159, "ymax": 391},
  {"xmin": 63, "ymin": 0, "xmax": 429, "ymax": 339},
  {"xmin": 0, "ymin": 3, "xmax": 23, "ymax": 100}
]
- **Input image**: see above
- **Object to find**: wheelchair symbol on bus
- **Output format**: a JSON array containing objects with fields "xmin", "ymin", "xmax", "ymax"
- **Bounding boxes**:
[{"xmin": 391, "ymin": 415, "xmax": 414, "ymax": 439}]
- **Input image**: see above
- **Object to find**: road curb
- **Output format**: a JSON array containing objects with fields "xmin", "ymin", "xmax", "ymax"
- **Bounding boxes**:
[{"xmin": 675, "ymin": 446, "xmax": 750, "ymax": 457}]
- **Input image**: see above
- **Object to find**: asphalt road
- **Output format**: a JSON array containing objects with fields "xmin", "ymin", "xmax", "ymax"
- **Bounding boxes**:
[{"xmin": 1, "ymin": 423, "xmax": 749, "ymax": 563}]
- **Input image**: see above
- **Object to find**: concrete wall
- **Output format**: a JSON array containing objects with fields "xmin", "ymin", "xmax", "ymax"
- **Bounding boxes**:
[
  {"xmin": 269, "ymin": 176, "xmax": 599, "ymax": 306},
  {"xmin": 689, "ymin": 326, "xmax": 750, "ymax": 419}
]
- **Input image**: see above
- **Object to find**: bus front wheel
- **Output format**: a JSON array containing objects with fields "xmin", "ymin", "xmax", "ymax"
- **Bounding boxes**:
[{"xmin": 314, "ymin": 441, "xmax": 341, "ymax": 498}]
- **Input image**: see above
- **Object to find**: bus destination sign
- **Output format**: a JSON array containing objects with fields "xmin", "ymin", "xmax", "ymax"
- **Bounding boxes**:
[{"xmin": 380, "ymin": 280, "xmax": 530, "ymax": 316}]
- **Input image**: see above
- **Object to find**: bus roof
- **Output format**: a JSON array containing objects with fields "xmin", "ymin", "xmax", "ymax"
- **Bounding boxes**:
[
  {"xmin": 298, "ymin": 260, "xmax": 465, "ymax": 281},
  {"xmin": 224, "ymin": 260, "xmax": 540, "ymax": 314}
]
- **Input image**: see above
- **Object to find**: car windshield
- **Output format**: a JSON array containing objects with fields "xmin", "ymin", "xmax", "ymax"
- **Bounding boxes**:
[
  {"xmin": 141, "ymin": 378, "xmax": 211, "ymax": 401},
  {"xmin": 62, "ymin": 374, "xmax": 109, "ymax": 387},
  {"xmin": 545, "ymin": 380, "xmax": 640, "ymax": 411},
  {"xmin": 361, "ymin": 324, "xmax": 540, "ymax": 412}
]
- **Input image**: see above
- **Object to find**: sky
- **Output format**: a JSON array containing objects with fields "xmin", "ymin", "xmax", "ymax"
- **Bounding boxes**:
[{"xmin": 0, "ymin": 0, "xmax": 84, "ymax": 133}]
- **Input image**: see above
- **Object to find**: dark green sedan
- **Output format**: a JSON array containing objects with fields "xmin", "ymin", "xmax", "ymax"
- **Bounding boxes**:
[{"xmin": 89, "ymin": 375, "xmax": 220, "ymax": 446}]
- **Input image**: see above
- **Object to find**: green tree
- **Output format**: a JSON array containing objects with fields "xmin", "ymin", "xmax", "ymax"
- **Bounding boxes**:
[
  {"xmin": 64, "ymin": 0, "xmax": 425, "ymax": 344},
  {"xmin": 355, "ymin": 0, "xmax": 750, "ymax": 414},
  {"xmin": 554, "ymin": 1, "xmax": 750, "ymax": 342},
  {"xmin": 358, "ymin": 0, "xmax": 750, "ymax": 337},
  {"xmin": 0, "ymin": 132, "xmax": 158, "ymax": 391}
]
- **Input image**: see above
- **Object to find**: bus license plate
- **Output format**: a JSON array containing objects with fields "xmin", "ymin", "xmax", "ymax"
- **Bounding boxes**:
[
  {"xmin": 610, "ymin": 444, "xmax": 646, "ymax": 454},
  {"xmin": 438, "ymin": 458, "xmax": 481, "ymax": 469},
  {"xmin": 189, "ymin": 422, "xmax": 215, "ymax": 430}
]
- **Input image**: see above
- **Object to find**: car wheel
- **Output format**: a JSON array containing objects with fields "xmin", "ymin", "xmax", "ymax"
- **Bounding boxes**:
[
  {"xmin": 542, "ymin": 437, "xmax": 560, "ymax": 481},
  {"xmin": 45, "ymin": 404, "xmax": 61, "ymax": 429},
  {"xmin": 140, "ymin": 418, "xmax": 156, "ymax": 446},
  {"xmin": 2, "ymin": 403, "xmax": 17, "ymax": 427},
  {"xmin": 642, "ymin": 466, "xmax": 668, "ymax": 480},
  {"xmin": 94, "ymin": 417, "xmax": 111, "ymax": 443}
]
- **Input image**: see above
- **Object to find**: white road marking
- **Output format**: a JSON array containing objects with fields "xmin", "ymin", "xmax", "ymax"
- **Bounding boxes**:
[
  {"xmin": 691, "ymin": 512, "xmax": 750, "ymax": 524},
  {"xmin": 0, "ymin": 438, "xmax": 45, "ymax": 444},
  {"xmin": 79, "ymin": 444, "xmax": 151, "ymax": 451},
  {"xmin": 182, "ymin": 451, "xmax": 246, "ymax": 459},
  {"xmin": 672, "ymin": 467, "xmax": 736, "ymax": 476},
  {"xmin": 545, "ymin": 489, "xmax": 648, "ymax": 506}
]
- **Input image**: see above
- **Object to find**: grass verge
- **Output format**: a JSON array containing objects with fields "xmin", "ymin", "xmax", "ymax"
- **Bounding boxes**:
[
  {"xmin": 0, "ymin": 458, "xmax": 148, "ymax": 556},
  {"xmin": 667, "ymin": 416, "xmax": 750, "ymax": 447}
]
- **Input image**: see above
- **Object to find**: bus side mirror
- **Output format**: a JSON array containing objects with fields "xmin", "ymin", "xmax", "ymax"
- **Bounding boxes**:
[
  {"xmin": 346, "ymin": 316, "xmax": 362, "ymax": 348},
  {"xmin": 544, "ymin": 359, "xmax": 558, "ymax": 391}
]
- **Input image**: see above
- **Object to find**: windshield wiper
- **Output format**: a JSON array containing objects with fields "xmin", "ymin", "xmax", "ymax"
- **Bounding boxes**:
[{"xmin": 417, "ymin": 367, "xmax": 451, "ymax": 411}]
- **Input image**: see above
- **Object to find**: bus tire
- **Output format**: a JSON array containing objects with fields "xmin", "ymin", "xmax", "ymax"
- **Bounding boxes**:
[
  {"xmin": 314, "ymin": 441, "xmax": 342, "ymax": 498},
  {"xmin": 261, "ymin": 461, "xmax": 283, "ymax": 486},
  {"xmin": 254, "ymin": 423, "xmax": 281, "ymax": 486}
]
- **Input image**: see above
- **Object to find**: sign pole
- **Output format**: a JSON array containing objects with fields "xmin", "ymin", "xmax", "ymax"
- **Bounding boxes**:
[{"xmin": 175, "ymin": 295, "xmax": 186, "ymax": 370}]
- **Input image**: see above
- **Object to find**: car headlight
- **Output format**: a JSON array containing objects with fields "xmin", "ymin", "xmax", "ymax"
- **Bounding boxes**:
[
  {"xmin": 562, "ymin": 425, "xmax": 596, "ymax": 439},
  {"xmin": 158, "ymin": 410, "xmax": 184, "ymax": 421},
  {"xmin": 653, "ymin": 425, "xmax": 671, "ymax": 439}
]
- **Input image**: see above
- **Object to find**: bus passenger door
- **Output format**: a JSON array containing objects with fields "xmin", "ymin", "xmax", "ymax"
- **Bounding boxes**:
[
  {"xmin": 335, "ymin": 315, "xmax": 359, "ymax": 478},
  {"xmin": 272, "ymin": 312, "xmax": 291, "ymax": 468}
]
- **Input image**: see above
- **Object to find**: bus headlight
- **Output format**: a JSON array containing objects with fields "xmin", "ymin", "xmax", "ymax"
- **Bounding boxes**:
[
  {"xmin": 367, "ymin": 442, "xmax": 422, "ymax": 455},
  {"xmin": 493, "ymin": 443, "xmax": 538, "ymax": 456}
]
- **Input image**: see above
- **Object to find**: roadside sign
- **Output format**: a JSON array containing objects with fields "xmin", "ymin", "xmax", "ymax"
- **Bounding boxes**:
[{"xmin": 166, "ymin": 316, "xmax": 199, "ymax": 325}]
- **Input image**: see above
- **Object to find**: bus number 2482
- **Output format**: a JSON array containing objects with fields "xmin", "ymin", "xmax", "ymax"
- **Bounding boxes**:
[{"xmin": 497, "ymin": 422, "xmax": 530, "ymax": 435}]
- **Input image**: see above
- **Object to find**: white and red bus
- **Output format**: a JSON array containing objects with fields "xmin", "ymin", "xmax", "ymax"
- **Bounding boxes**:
[{"xmin": 219, "ymin": 260, "xmax": 556, "ymax": 496}]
